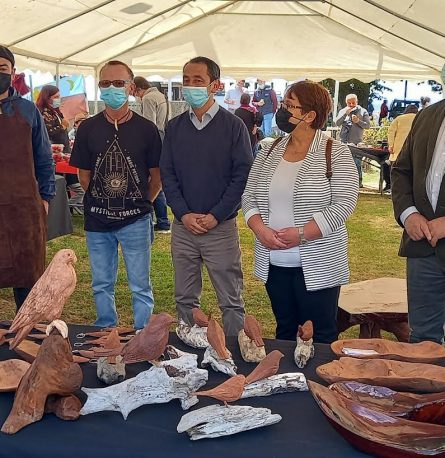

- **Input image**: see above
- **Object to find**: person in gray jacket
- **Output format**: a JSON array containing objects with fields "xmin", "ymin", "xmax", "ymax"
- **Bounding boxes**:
[{"xmin": 334, "ymin": 93, "xmax": 370, "ymax": 187}]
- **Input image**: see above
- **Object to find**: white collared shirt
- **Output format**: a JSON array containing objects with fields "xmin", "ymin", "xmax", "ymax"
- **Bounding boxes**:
[
  {"xmin": 401, "ymin": 117, "xmax": 445, "ymax": 224},
  {"xmin": 188, "ymin": 101, "xmax": 219, "ymax": 130}
]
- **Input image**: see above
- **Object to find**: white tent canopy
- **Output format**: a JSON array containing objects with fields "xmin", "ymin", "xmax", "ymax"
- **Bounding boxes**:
[{"xmin": 2, "ymin": 0, "xmax": 444, "ymax": 81}]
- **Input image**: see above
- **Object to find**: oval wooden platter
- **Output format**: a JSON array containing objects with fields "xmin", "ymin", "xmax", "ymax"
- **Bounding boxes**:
[{"xmin": 0, "ymin": 359, "xmax": 30, "ymax": 391}]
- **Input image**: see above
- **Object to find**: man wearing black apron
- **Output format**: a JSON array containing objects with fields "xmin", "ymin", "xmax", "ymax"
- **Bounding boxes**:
[{"xmin": 0, "ymin": 46, "xmax": 55, "ymax": 309}]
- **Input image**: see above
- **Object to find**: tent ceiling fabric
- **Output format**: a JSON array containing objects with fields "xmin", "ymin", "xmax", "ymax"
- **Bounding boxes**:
[{"xmin": 2, "ymin": 0, "xmax": 444, "ymax": 81}]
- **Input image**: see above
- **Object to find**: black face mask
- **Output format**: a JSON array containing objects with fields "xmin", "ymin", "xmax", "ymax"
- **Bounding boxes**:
[
  {"xmin": 275, "ymin": 107, "xmax": 307, "ymax": 133},
  {"xmin": 0, "ymin": 73, "xmax": 12, "ymax": 94}
]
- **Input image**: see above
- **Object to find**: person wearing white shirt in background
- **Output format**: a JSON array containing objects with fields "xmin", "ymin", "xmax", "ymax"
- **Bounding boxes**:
[
  {"xmin": 392, "ymin": 99, "xmax": 445, "ymax": 344},
  {"xmin": 224, "ymin": 79, "xmax": 246, "ymax": 114}
]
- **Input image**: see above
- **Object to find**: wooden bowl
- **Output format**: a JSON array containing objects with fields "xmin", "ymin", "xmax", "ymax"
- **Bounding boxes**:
[
  {"xmin": 329, "ymin": 381, "xmax": 445, "ymax": 424},
  {"xmin": 0, "ymin": 359, "xmax": 30, "ymax": 391},
  {"xmin": 308, "ymin": 380, "xmax": 445, "ymax": 458},
  {"xmin": 331, "ymin": 338, "xmax": 445, "ymax": 363},
  {"xmin": 317, "ymin": 357, "xmax": 445, "ymax": 393}
]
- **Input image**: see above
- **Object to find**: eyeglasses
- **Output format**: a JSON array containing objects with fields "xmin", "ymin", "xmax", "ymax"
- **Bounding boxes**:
[
  {"xmin": 281, "ymin": 101, "xmax": 303, "ymax": 111},
  {"xmin": 98, "ymin": 80, "xmax": 131, "ymax": 88}
]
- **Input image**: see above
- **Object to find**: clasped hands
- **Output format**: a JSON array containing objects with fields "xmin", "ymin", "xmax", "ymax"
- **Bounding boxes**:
[
  {"xmin": 256, "ymin": 226, "xmax": 301, "ymax": 250},
  {"xmin": 405, "ymin": 213, "xmax": 445, "ymax": 247},
  {"xmin": 181, "ymin": 213, "xmax": 218, "ymax": 235}
]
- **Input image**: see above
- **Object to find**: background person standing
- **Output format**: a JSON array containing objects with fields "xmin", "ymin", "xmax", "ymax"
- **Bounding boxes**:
[{"xmin": 253, "ymin": 79, "xmax": 278, "ymax": 137}]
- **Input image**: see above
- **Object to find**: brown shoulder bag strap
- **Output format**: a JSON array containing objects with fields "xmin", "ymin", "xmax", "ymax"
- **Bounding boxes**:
[
  {"xmin": 266, "ymin": 136, "xmax": 284, "ymax": 157},
  {"xmin": 325, "ymin": 137, "xmax": 333, "ymax": 180}
]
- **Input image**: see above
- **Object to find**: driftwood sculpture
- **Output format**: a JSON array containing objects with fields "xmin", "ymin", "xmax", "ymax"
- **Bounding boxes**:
[
  {"xmin": 81, "ymin": 346, "xmax": 208, "ymax": 417},
  {"xmin": 202, "ymin": 318, "xmax": 237, "ymax": 376},
  {"xmin": 195, "ymin": 350, "xmax": 284, "ymax": 404},
  {"xmin": 238, "ymin": 315, "xmax": 266, "ymax": 362},
  {"xmin": 332, "ymin": 338, "xmax": 445, "ymax": 363},
  {"xmin": 2, "ymin": 326, "xmax": 83, "ymax": 434},
  {"xmin": 8, "ymin": 249, "xmax": 77, "ymax": 349},
  {"xmin": 241, "ymin": 372, "xmax": 308, "ymax": 398},
  {"xmin": 294, "ymin": 320, "xmax": 314, "ymax": 368},
  {"xmin": 309, "ymin": 380, "xmax": 445, "ymax": 458},
  {"xmin": 176, "ymin": 309, "xmax": 210, "ymax": 349},
  {"xmin": 177, "ymin": 405, "xmax": 282, "ymax": 440},
  {"xmin": 330, "ymin": 381, "xmax": 445, "ymax": 425},
  {"xmin": 0, "ymin": 360, "xmax": 30, "ymax": 392},
  {"xmin": 317, "ymin": 357, "xmax": 445, "ymax": 393}
]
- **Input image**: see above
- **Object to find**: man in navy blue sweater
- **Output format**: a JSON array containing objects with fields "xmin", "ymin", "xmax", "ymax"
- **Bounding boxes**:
[{"xmin": 160, "ymin": 57, "xmax": 252, "ymax": 336}]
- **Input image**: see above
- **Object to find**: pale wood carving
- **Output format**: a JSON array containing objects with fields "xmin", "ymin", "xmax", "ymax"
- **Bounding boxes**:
[
  {"xmin": 176, "ymin": 320, "xmax": 209, "ymax": 349},
  {"xmin": 201, "ymin": 346, "xmax": 237, "ymax": 376},
  {"xmin": 241, "ymin": 373, "xmax": 308, "ymax": 398},
  {"xmin": 81, "ymin": 347, "xmax": 208, "ymax": 417},
  {"xmin": 9, "ymin": 249, "xmax": 77, "ymax": 349},
  {"xmin": 1, "ymin": 328, "xmax": 83, "ymax": 434},
  {"xmin": 177, "ymin": 405, "xmax": 282, "ymax": 440},
  {"xmin": 238, "ymin": 329, "xmax": 266, "ymax": 363}
]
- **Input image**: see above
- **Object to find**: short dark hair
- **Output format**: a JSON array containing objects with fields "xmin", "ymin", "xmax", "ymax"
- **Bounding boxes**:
[
  {"xmin": 404, "ymin": 104, "xmax": 419, "ymax": 114},
  {"xmin": 99, "ymin": 60, "xmax": 134, "ymax": 80},
  {"xmin": 183, "ymin": 56, "xmax": 220, "ymax": 82},
  {"xmin": 240, "ymin": 93, "xmax": 251, "ymax": 105},
  {"xmin": 285, "ymin": 80, "xmax": 333, "ymax": 130},
  {"xmin": 134, "ymin": 76, "xmax": 150, "ymax": 90}
]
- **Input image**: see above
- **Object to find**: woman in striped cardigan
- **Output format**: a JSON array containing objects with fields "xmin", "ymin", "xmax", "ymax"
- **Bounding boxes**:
[{"xmin": 242, "ymin": 81, "xmax": 359, "ymax": 343}]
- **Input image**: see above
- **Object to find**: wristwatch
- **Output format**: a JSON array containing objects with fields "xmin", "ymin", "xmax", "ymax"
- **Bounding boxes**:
[{"xmin": 298, "ymin": 226, "xmax": 308, "ymax": 245}]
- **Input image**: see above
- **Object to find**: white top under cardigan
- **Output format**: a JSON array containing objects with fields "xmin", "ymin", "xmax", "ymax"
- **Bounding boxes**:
[
  {"xmin": 242, "ymin": 130, "xmax": 359, "ymax": 290},
  {"xmin": 269, "ymin": 158, "xmax": 303, "ymax": 267}
]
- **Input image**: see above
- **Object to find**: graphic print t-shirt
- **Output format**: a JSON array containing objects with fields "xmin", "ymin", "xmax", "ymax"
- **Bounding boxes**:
[{"xmin": 70, "ymin": 112, "xmax": 161, "ymax": 232}]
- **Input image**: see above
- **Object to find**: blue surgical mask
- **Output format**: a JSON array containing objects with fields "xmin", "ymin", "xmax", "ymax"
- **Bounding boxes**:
[
  {"xmin": 182, "ymin": 86, "xmax": 210, "ymax": 109},
  {"xmin": 100, "ymin": 86, "xmax": 128, "ymax": 110},
  {"xmin": 52, "ymin": 98, "xmax": 61, "ymax": 108}
]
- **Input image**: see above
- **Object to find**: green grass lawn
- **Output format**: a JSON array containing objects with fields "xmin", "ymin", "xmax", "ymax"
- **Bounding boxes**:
[{"xmin": 0, "ymin": 179, "xmax": 405, "ymax": 339}]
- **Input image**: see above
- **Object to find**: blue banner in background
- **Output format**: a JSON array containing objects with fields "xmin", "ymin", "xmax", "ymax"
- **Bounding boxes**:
[{"xmin": 33, "ymin": 74, "xmax": 86, "ymax": 99}]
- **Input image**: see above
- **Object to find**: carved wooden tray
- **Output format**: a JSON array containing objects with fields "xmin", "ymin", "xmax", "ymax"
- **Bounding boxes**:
[
  {"xmin": 330, "ymin": 381, "xmax": 445, "ymax": 425},
  {"xmin": 317, "ymin": 357, "xmax": 445, "ymax": 392},
  {"xmin": 331, "ymin": 338, "xmax": 445, "ymax": 363},
  {"xmin": 309, "ymin": 380, "xmax": 445, "ymax": 458},
  {"xmin": 0, "ymin": 359, "xmax": 30, "ymax": 392},
  {"xmin": 14, "ymin": 339, "xmax": 89, "ymax": 364}
]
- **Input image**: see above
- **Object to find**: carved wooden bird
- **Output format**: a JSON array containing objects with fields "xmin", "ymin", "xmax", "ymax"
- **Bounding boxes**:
[
  {"xmin": 294, "ymin": 320, "xmax": 315, "ymax": 369},
  {"xmin": 121, "ymin": 313, "xmax": 176, "ymax": 364},
  {"xmin": 192, "ymin": 308, "xmax": 209, "ymax": 327},
  {"xmin": 207, "ymin": 318, "xmax": 230, "ymax": 359},
  {"xmin": 194, "ymin": 374, "xmax": 247, "ymax": 404},
  {"xmin": 244, "ymin": 315, "xmax": 264, "ymax": 347},
  {"xmin": 245, "ymin": 350, "xmax": 284, "ymax": 385},
  {"xmin": 9, "ymin": 249, "xmax": 77, "ymax": 349}
]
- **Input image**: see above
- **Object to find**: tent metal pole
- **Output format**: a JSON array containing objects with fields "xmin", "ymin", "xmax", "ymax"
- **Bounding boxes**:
[
  {"xmin": 167, "ymin": 79, "xmax": 173, "ymax": 102},
  {"xmin": 94, "ymin": 67, "xmax": 99, "ymax": 114},
  {"xmin": 333, "ymin": 80, "xmax": 340, "ymax": 118},
  {"xmin": 56, "ymin": 63, "xmax": 60, "ymax": 88}
]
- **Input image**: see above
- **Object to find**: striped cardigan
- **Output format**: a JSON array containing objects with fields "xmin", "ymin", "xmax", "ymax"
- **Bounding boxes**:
[{"xmin": 242, "ymin": 130, "xmax": 359, "ymax": 290}]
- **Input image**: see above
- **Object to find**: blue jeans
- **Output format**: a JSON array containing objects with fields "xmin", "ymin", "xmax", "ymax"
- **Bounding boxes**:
[
  {"xmin": 153, "ymin": 190, "xmax": 170, "ymax": 230},
  {"xmin": 262, "ymin": 112, "xmax": 274, "ymax": 137},
  {"xmin": 86, "ymin": 214, "xmax": 154, "ymax": 330}
]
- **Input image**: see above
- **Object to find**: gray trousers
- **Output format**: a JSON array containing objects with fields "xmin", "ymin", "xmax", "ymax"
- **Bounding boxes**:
[
  {"xmin": 407, "ymin": 255, "xmax": 445, "ymax": 343},
  {"xmin": 171, "ymin": 218, "xmax": 245, "ymax": 336}
]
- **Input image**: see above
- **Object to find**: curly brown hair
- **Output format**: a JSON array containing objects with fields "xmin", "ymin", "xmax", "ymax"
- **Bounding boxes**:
[{"xmin": 285, "ymin": 80, "xmax": 333, "ymax": 130}]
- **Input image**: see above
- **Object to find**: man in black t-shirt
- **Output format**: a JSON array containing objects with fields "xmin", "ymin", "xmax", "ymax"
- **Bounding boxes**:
[{"xmin": 70, "ymin": 60, "xmax": 162, "ymax": 330}]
